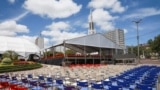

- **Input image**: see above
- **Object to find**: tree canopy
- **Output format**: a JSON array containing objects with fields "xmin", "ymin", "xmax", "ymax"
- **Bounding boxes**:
[{"xmin": 147, "ymin": 34, "xmax": 160, "ymax": 55}]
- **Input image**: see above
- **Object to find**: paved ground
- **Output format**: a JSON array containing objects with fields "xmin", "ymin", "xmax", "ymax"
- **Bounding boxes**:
[{"xmin": 140, "ymin": 59, "xmax": 160, "ymax": 65}]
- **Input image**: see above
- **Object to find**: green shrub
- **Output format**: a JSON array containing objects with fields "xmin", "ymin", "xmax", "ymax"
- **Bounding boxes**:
[
  {"xmin": 1, "ymin": 58, "xmax": 12, "ymax": 65},
  {"xmin": 2, "ymin": 50, "xmax": 18, "ymax": 61},
  {"xmin": 2, "ymin": 51, "xmax": 10, "ymax": 58}
]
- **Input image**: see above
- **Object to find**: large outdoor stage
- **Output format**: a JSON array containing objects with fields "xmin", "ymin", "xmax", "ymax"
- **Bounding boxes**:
[
  {"xmin": 39, "ymin": 54, "xmax": 113, "ymax": 66},
  {"xmin": 39, "ymin": 34, "xmax": 123, "ymax": 66},
  {"xmin": 38, "ymin": 53, "xmax": 137, "ymax": 66}
]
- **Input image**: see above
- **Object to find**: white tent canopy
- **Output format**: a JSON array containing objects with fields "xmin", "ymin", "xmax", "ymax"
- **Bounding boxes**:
[
  {"xmin": 65, "ymin": 33, "xmax": 121, "ymax": 49},
  {"xmin": 49, "ymin": 33, "xmax": 123, "ymax": 54},
  {"xmin": 0, "ymin": 36, "xmax": 40, "ymax": 57}
]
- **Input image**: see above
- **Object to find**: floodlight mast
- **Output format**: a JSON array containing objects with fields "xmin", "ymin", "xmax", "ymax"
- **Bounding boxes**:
[{"xmin": 132, "ymin": 19, "xmax": 142, "ymax": 64}]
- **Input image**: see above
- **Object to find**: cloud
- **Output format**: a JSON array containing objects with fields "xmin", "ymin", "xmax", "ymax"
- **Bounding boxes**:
[
  {"xmin": 0, "ymin": 20, "xmax": 29, "ymax": 36},
  {"xmin": 46, "ymin": 21, "xmax": 71, "ymax": 32},
  {"xmin": 87, "ymin": 0, "xmax": 125, "ymax": 31},
  {"xmin": 88, "ymin": 0, "xmax": 125, "ymax": 13},
  {"xmin": 23, "ymin": 0, "xmax": 82, "ymax": 19},
  {"xmin": 11, "ymin": 11, "xmax": 29, "ymax": 21},
  {"xmin": 123, "ymin": 29, "xmax": 128, "ymax": 34},
  {"xmin": 8, "ymin": 0, "xmax": 15, "ymax": 4},
  {"xmin": 18, "ymin": 35, "xmax": 37, "ymax": 44},
  {"xmin": 124, "ymin": 8, "xmax": 160, "ymax": 19},
  {"xmin": 42, "ymin": 21, "xmax": 86, "ymax": 44},
  {"xmin": 18, "ymin": 35, "xmax": 50, "ymax": 48},
  {"xmin": 90, "ymin": 9, "xmax": 117, "ymax": 31}
]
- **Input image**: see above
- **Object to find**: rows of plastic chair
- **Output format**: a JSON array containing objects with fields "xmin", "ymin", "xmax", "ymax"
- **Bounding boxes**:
[
  {"xmin": 0, "ymin": 74, "xmax": 28, "ymax": 90},
  {"xmin": 1, "ymin": 65, "xmax": 160, "ymax": 90},
  {"xmin": 101, "ymin": 65, "xmax": 160, "ymax": 90}
]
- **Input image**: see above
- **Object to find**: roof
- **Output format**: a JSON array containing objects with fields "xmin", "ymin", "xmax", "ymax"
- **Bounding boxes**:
[
  {"xmin": 65, "ymin": 33, "xmax": 121, "ymax": 49},
  {"xmin": 0, "ymin": 36, "xmax": 40, "ymax": 57},
  {"xmin": 49, "ymin": 33, "xmax": 122, "ymax": 53}
]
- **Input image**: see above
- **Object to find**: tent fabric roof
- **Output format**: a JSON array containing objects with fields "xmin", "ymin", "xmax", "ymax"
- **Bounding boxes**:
[
  {"xmin": 65, "ymin": 33, "xmax": 122, "ymax": 49},
  {"xmin": 0, "ymin": 36, "xmax": 40, "ymax": 57},
  {"xmin": 49, "ymin": 33, "xmax": 122, "ymax": 53}
]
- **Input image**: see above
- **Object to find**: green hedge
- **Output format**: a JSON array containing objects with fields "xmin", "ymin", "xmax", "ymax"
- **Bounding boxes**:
[{"xmin": 0, "ymin": 63, "xmax": 42, "ymax": 73}]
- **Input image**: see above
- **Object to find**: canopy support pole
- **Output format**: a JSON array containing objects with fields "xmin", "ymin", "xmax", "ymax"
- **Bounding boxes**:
[
  {"xmin": 63, "ymin": 41, "xmax": 66, "ymax": 64},
  {"xmin": 93, "ymin": 55, "xmax": 94, "ymax": 64},
  {"xmin": 99, "ymin": 34, "xmax": 101, "ymax": 64},
  {"xmin": 99, "ymin": 48, "xmax": 101, "ymax": 64},
  {"xmin": 84, "ymin": 37, "xmax": 86, "ymax": 64},
  {"xmin": 52, "ymin": 47, "xmax": 55, "ymax": 58},
  {"xmin": 45, "ymin": 49, "xmax": 47, "ymax": 59},
  {"xmin": 84, "ymin": 45, "xmax": 86, "ymax": 64}
]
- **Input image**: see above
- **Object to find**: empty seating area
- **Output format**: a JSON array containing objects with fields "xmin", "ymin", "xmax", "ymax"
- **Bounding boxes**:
[{"xmin": 0, "ymin": 64, "xmax": 160, "ymax": 90}]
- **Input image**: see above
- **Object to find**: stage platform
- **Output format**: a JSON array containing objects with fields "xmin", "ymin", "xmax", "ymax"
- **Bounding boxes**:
[
  {"xmin": 38, "ymin": 55, "xmax": 113, "ymax": 66},
  {"xmin": 38, "ymin": 54, "xmax": 136, "ymax": 66}
]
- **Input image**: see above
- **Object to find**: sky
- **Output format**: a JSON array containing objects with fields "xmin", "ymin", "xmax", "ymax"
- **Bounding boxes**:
[{"xmin": 0, "ymin": 0, "xmax": 160, "ymax": 48}]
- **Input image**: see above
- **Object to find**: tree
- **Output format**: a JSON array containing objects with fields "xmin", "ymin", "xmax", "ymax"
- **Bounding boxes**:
[
  {"xmin": 152, "ymin": 35, "xmax": 160, "ymax": 54},
  {"xmin": 148, "ymin": 34, "xmax": 160, "ymax": 55},
  {"xmin": 65, "ymin": 49, "xmax": 76, "ymax": 55},
  {"xmin": 1, "ymin": 50, "xmax": 18, "ymax": 65},
  {"xmin": 127, "ymin": 45, "xmax": 152, "ymax": 59}
]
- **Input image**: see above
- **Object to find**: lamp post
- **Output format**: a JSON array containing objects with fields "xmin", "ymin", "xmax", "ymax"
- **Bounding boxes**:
[{"xmin": 132, "ymin": 19, "xmax": 142, "ymax": 64}]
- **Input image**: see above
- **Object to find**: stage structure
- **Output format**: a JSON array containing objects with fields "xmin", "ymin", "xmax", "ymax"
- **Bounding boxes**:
[{"xmin": 40, "ymin": 33, "xmax": 124, "ymax": 66}]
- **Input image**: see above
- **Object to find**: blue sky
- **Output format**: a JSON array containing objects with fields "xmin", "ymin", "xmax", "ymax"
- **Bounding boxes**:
[{"xmin": 0, "ymin": 0, "xmax": 160, "ymax": 47}]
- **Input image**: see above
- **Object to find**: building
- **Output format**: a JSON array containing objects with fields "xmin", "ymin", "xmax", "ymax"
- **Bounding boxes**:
[
  {"xmin": 35, "ymin": 36, "xmax": 44, "ymax": 50},
  {"xmin": 88, "ymin": 10, "xmax": 96, "ymax": 35},
  {"xmin": 105, "ymin": 29, "xmax": 125, "ymax": 49}
]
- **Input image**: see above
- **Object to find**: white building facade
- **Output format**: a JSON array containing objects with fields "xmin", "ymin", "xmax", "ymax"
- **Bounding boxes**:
[
  {"xmin": 105, "ymin": 29, "xmax": 126, "ymax": 53},
  {"xmin": 35, "ymin": 36, "xmax": 44, "ymax": 50}
]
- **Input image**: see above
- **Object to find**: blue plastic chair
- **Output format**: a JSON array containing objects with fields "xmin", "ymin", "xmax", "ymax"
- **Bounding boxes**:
[
  {"xmin": 64, "ymin": 85, "xmax": 78, "ymax": 90},
  {"xmin": 55, "ymin": 79, "xmax": 64, "ymax": 90},
  {"xmin": 108, "ymin": 85, "xmax": 121, "ymax": 90},
  {"xmin": 30, "ymin": 80, "xmax": 42, "ymax": 90},
  {"xmin": 46, "ymin": 77, "xmax": 54, "ymax": 86},
  {"xmin": 38, "ymin": 75, "xmax": 45, "ymax": 80},
  {"xmin": 10, "ymin": 76, "xmax": 22, "ymax": 85},
  {"xmin": 28, "ymin": 74, "xmax": 33, "ymax": 79},
  {"xmin": 77, "ymin": 80, "xmax": 89, "ymax": 90},
  {"xmin": 91, "ymin": 82, "xmax": 104, "ymax": 90}
]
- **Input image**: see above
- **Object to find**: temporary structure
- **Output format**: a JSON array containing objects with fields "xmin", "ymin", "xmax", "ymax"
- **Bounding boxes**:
[
  {"xmin": 49, "ymin": 33, "xmax": 123, "ymax": 54},
  {"xmin": 0, "ymin": 36, "xmax": 40, "ymax": 57}
]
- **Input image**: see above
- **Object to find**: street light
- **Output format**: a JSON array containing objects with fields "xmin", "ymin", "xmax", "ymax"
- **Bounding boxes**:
[{"xmin": 132, "ymin": 19, "xmax": 142, "ymax": 64}]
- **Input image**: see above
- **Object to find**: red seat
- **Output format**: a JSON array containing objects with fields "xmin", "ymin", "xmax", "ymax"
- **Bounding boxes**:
[
  {"xmin": 16, "ymin": 86, "xmax": 28, "ymax": 90},
  {"xmin": 0, "ymin": 82, "xmax": 9, "ymax": 89},
  {"xmin": 8, "ymin": 84, "xmax": 28, "ymax": 90},
  {"xmin": 9, "ymin": 84, "xmax": 18, "ymax": 90}
]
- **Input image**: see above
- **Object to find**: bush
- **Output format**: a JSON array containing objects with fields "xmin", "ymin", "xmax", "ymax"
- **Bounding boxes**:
[
  {"xmin": 1, "ymin": 58, "xmax": 12, "ymax": 65},
  {"xmin": 0, "ymin": 63, "xmax": 42, "ymax": 73},
  {"xmin": 2, "ymin": 52, "xmax": 10, "ymax": 58},
  {"xmin": 2, "ymin": 50, "xmax": 18, "ymax": 61}
]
